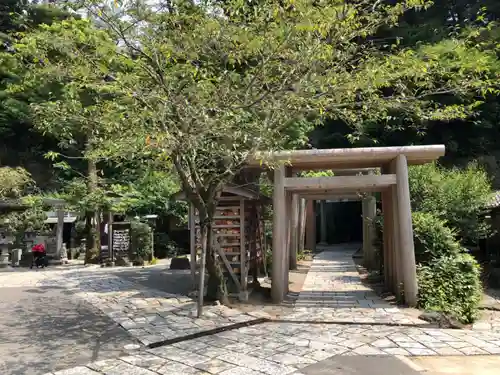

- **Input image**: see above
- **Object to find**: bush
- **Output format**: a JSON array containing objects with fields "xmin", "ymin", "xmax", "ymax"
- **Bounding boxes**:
[
  {"xmin": 153, "ymin": 232, "xmax": 178, "ymax": 259},
  {"xmin": 131, "ymin": 221, "xmax": 152, "ymax": 261},
  {"xmin": 0, "ymin": 167, "xmax": 33, "ymax": 199},
  {"xmin": 297, "ymin": 248, "xmax": 312, "ymax": 262},
  {"xmin": 409, "ymin": 163, "xmax": 492, "ymax": 244},
  {"xmin": 418, "ymin": 253, "xmax": 482, "ymax": 324},
  {"xmin": 365, "ymin": 163, "xmax": 490, "ymax": 323},
  {"xmin": 412, "ymin": 212, "xmax": 463, "ymax": 265}
]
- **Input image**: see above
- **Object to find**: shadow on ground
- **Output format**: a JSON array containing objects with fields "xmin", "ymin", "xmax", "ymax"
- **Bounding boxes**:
[
  {"xmin": 0, "ymin": 286, "xmax": 138, "ymax": 375},
  {"xmin": 483, "ymin": 288, "xmax": 500, "ymax": 308},
  {"xmin": 298, "ymin": 355, "xmax": 421, "ymax": 375},
  {"xmin": 110, "ymin": 267, "xmax": 194, "ymax": 296}
]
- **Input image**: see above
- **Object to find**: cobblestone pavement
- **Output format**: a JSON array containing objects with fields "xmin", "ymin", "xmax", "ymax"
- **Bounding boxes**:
[
  {"xmin": 0, "ymin": 285, "xmax": 136, "ymax": 375},
  {"xmin": 42, "ymin": 321, "xmax": 500, "ymax": 375},
  {"xmin": 292, "ymin": 244, "xmax": 426, "ymax": 325},
  {"xmin": 5, "ymin": 244, "xmax": 500, "ymax": 375},
  {"xmin": 0, "ymin": 267, "xmax": 257, "ymax": 346}
]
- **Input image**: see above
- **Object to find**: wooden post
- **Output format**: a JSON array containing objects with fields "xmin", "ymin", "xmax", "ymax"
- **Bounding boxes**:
[
  {"xmin": 189, "ymin": 204, "xmax": 196, "ymax": 289},
  {"xmin": 319, "ymin": 200, "xmax": 327, "ymax": 244},
  {"xmin": 362, "ymin": 194, "xmax": 376, "ymax": 270},
  {"xmin": 290, "ymin": 193, "xmax": 299, "ymax": 270},
  {"xmin": 387, "ymin": 160, "xmax": 403, "ymax": 299},
  {"xmin": 272, "ymin": 164, "xmax": 286, "ymax": 303},
  {"xmin": 240, "ymin": 199, "xmax": 247, "ymax": 293},
  {"xmin": 381, "ymin": 189, "xmax": 394, "ymax": 293},
  {"xmin": 108, "ymin": 212, "xmax": 114, "ymax": 266},
  {"xmin": 56, "ymin": 207, "xmax": 65, "ymax": 264},
  {"xmin": 283, "ymin": 167, "xmax": 293, "ymax": 298},
  {"xmin": 390, "ymin": 182, "xmax": 403, "ymax": 299},
  {"xmin": 298, "ymin": 198, "xmax": 306, "ymax": 254},
  {"xmin": 395, "ymin": 154, "xmax": 418, "ymax": 307},
  {"xmin": 305, "ymin": 200, "xmax": 316, "ymax": 251},
  {"xmin": 251, "ymin": 202, "xmax": 259, "ymax": 285}
]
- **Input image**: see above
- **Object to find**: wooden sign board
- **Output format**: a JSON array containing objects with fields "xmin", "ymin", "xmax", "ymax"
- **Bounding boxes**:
[{"xmin": 112, "ymin": 222, "xmax": 131, "ymax": 258}]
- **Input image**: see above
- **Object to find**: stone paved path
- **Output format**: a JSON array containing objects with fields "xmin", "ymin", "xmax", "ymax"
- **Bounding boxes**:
[
  {"xmin": 0, "ymin": 267, "xmax": 257, "ymax": 347},
  {"xmin": 42, "ymin": 321, "xmax": 500, "ymax": 375},
  {"xmin": 290, "ymin": 244, "xmax": 425, "ymax": 325},
  {"xmin": 0, "ymin": 285, "xmax": 136, "ymax": 375},
  {"xmin": 4, "ymin": 244, "xmax": 500, "ymax": 375},
  {"xmin": 298, "ymin": 355, "xmax": 422, "ymax": 375},
  {"xmin": 295, "ymin": 244, "xmax": 382, "ymax": 308}
]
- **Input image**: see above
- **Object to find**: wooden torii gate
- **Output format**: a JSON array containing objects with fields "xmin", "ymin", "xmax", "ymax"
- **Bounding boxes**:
[
  {"xmin": 248, "ymin": 145, "xmax": 445, "ymax": 307},
  {"xmin": 294, "ymin": 169, "xmax": 377, "ymax": 269}
]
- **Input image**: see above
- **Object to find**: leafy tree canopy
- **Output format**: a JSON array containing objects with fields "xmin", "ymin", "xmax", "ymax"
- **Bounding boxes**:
[
  {"xmin": 313, "ymin": 1, "xmax": 500, "ymax": 165},
  {"xmin": 7, "ymin": 0, "xmax": 500, "ymax": 299},
  {"xmin": 0, "ymin": 166, "xmax": 33, "ymax": 199},
  {"xmin": 409, "ymin": 162, "xmax": 493, "ymax": 244}
]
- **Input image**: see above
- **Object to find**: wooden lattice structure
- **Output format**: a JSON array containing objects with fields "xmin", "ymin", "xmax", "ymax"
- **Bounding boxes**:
[{"xmin": 176, "ymin": 186, "xmax": 269, "ymax": 300}]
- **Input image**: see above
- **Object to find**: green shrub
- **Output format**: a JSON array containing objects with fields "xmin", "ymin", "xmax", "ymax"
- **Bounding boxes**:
[
  {"xmin": 409, "ymin": 163, "xmax": 492, "ymax": 244},
  {"xmin": 131, "ymin": 221, "xmax": 152, "ymax": 261},
  {"xmin": 417, "ymin": 253, "xmax": 482, "ymax": 324},
  {"xmin": 0, "ymin": 167, "xmax": 33, "ymax": 199},
  {"xmin": 0, "ymin": 195, "xmax": 49, "ymax": 246},
  {"xmin": 412, "ymin": 212, "xmax": 463, "ymax": 265},
  {"xmin": 297, "ymin": 248, "xmax": 312, "ymax": 262},
  {"xmin": 153, "ymin": 232, "xmax": 178, "ymax": 258}
]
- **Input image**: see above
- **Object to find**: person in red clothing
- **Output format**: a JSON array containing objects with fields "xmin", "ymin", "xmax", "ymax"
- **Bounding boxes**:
[{"xmin": 31, "ymin": 243, "xmax": 47, "ymax": 269}]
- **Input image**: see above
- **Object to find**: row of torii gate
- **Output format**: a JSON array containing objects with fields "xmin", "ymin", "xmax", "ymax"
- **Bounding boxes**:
[{"xmin": 248, "ymin": 145, "xmax": 446, "ymax": 307}]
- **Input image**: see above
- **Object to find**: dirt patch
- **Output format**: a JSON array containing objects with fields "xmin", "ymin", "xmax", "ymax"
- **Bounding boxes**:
[
  {"xmin": 230, "ymin": 259, "xmax": 312, "ymax": 318},
  {"xmin": 288, "ymin": 259, "xmax": 312, "ymax": 293},
  {"xmin": 475, "ymin": 308, "xmax": 500, "ymax": 330}
]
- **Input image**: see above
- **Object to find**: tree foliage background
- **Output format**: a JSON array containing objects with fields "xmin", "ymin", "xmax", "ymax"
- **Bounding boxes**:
[{"xmin": 1, "ymin": 0, "xmax": 500, "ymax": 304}]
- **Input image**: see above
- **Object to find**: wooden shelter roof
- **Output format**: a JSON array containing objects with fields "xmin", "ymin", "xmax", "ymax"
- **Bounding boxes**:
[
  {"xmin": 248, "ymin": 145, "xmax": 445, "ymax": 170},
  {"xmin": 173, "ymin": 184, "xmax": 270, "ymax": 202}
]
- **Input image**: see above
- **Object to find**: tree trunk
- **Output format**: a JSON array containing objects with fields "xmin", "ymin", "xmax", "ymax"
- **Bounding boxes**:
[
  {"xmin": 85, "ymin": 158, "xmax": 100, "ymax": 264},
  {"xmin": 199, "ymin": 209, "xmax": 229, "ymax": 305},
  {"xmin": 171, "ymin": 153, "xmax": 229, "ymax": 306}
]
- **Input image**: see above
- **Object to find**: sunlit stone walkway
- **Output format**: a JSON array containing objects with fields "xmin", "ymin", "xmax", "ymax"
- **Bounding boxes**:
[
  {"xmin": 25, "ymin": 251, "xmax": 500, "ymax": 375},
  {"xmin": 288, "ymin": 243, "xmax": 425, "ymax": 325},
  {"xmin": 296, "ymin": 243, "xmax": 387, "ymax": 308},
  {"xmin": 43, "ymin": 322, "xmax": 500, "ymax": 375}
]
